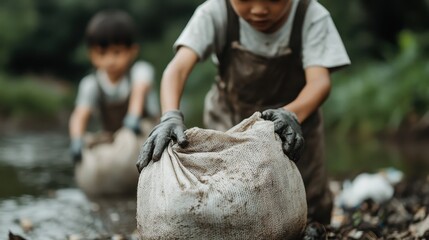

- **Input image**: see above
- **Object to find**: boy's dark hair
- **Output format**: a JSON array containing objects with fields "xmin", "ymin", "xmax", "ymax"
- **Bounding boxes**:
[{"xmin": 85, "ymin": 10, "xmax": 137, "ymax": 48}]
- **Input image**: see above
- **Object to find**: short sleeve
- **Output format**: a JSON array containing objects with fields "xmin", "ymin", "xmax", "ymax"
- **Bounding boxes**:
[
  {"xmin": 75, "ymin": 75, "xmax": 99, "ymax": 109},
  {"xmin": 302, "ymin": 2, "xmax": 351, "ymax": 70},
  {"xmin": 173, "ymin": 0, "xmax": 227, "ymax": 61},
  {"xmin": 131, "ymin": 61, "xmax": 154, "ymax": 86}
]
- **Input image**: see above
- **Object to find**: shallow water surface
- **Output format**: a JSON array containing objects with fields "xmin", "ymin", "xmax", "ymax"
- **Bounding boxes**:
[{"xmin": 0, "ymin": 132, "xmax": 137, "ymax": 239}]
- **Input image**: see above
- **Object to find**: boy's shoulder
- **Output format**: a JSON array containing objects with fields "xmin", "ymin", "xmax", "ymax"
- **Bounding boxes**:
[
  {"xmin": 75, "ymin": 73, "xmax": 100, "ymax": 104},
  {"xmin": 80, "ymin": 72, "xmax": 97, "ymax": 84},
  {"xmin": 132, "ymin": 60, "xmax": 153, "ymax": 69},
  {"xmin": 196, "ymin": 0, "xmax": 226, "ymax": 16},
  {"xmin": 306, "ymin": 0, "xmax": 330, "ymax": 23},
  {"xmin": 131, "ymin": 61, "xmax": 155, "ymax": 76},
  {"xmin": 78, "ymin": 73, "xmax": 98, "ymax": 91}
]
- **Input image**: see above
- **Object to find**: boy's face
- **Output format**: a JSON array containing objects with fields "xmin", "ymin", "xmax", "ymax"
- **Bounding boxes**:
[
  {"xmin": 230, "ymin": 0, "xmax": 292, "ymax": 34},
  {"xmin": 89, "ymin": 44, "xmax": 139, "ymax": 81}
]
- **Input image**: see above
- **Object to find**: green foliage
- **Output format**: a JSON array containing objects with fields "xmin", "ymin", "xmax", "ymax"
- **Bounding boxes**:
[
  {"xmin": 0, "ymin": 0, "xmax": 429, "ymax": 135},
  {"xmin": 0, "ymin": 74, "xmax": 71, "ymax": 118},
  {"xmin": 324, "ymin": 32, "xmax": 429, "ymax": 137},
  {"xmin": 0, "ymin": 0, "xmax": 38, "ymax": 66},
  {"xmin": 320, "ymin": 0, "xmax": 429, "ymax": 62},
  {"xmin": 2, "ymin": 0, "xmax": 202, "ymax": 80},
  {"xmin": 325, "ymin": 135, "xmax": 404, "ymax": 178}
]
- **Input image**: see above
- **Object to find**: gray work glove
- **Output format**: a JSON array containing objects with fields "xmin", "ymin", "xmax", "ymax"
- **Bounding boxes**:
[
  {"xmin": 123, "ymin": 113, "xmax": 142, "ymax": 135},
  {"xmin": 70, "ymin": 138, "xmax": 84, "ymax": 164},
  {"xmin": 136, "ymin": 110, "xmax": 188, "ymax": 172},
  {"xmin": 261, "ymin": 108, "xmax": 304, "ymax": 162}
]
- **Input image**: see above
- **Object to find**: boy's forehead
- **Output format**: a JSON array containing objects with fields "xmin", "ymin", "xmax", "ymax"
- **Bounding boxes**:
[
  {"xmin": 230, "ymin": 0, "xmax": 295, "ymax": 8},
  {"xmin": 90, "ymin": 44, "xmax": 132, "ymax": 51},
  {"xmin": 230, "ymin": 0, "xmax": 292, "ymax": 2}
]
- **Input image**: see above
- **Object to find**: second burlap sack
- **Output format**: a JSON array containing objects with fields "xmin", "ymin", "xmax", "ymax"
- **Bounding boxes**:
[
  {"xmin": 75, "ymin": 119, "xmax": 156, "ymax": 196},
  {"xmin": 137, "ymin": 112, "xmax": 307, "ymax": 239}
]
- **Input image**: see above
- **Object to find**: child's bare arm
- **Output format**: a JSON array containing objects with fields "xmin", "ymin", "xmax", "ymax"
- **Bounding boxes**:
[
  {"xmin": 136, "ymin": 47, "xmax": 198, "ymax": 171},
  {"xmin": 128, "ymin": 81, "xmax": 151, "ymax": 117},
  {"xmin": 69, "ymin": 106, "xmax": 91, "ymax": 138},
  {"xmin": 123, "ymin": 82, "xmax": 151, "ymax": 135},
  {"xmin": 69, "ymin": 106, "xmax": 91, "ymax": 162},
  {"xmin": 160, "ymin": 46, "xmax": 199, "ymax": 113},
  {"xmin": 283, "ymin": 66, "xmax": 331, "ymax": 123}
]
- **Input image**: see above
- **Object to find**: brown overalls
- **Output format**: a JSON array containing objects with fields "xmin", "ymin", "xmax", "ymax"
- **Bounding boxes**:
[
  {"xmin": 203, "ymin": 0, "xmax": 333, "ymax": 224},
  {"xmin": 95, "ymin": 74, "xmax": 130, "ymax": 133}
]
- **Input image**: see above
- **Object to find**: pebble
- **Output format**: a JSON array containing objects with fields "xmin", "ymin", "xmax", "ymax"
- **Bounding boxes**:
[
  {"xmin": 19, "ymin": 218, "xmax": 33, "ymax": 232},
  {"xmin": 68, "ymin": 235, "xmax": 81, "ymax": 240},
  {"xmin": 111, "ymin": 234, "xmax": 125, "ymax": 240}
]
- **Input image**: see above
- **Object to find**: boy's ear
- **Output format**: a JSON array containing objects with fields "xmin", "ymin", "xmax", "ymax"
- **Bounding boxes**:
[{"xmin": 87, "ymin": 46, "xmax": 99, "ymax": 66}]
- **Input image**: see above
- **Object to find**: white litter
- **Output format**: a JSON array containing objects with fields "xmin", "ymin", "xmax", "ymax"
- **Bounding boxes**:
[{"xmin": 337, "ymin": 168, "xmax": 403, "ymax": 208}]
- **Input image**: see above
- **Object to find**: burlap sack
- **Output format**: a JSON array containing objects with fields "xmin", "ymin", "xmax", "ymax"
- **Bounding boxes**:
[
  {"xmin": 75, "ymin": 119, "xmax": 155, "ymax": 196},
  {"xmin": 137, "ymin": 113, "xmax": 307, "ymax": 239}
]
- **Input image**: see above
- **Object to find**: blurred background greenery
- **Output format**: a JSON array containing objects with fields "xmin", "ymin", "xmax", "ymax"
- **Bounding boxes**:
[{"xmin": 1, "ymin": 0, "xmax": 429, "ymax": 139}]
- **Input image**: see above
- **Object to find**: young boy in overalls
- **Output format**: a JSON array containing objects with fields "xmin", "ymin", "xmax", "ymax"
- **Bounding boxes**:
[
  {"xmin": 69, "ymin": 10, "xmax": 157, "ymax": 163},
  {"xmin": 137, "ymin": 0, "xmax": 350, "ymax": 224}
]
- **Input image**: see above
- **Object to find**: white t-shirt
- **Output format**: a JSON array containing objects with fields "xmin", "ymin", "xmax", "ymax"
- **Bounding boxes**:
[
  {"xmin": 75, "ymin": 61, "xmax": 158, "ymax": 115},
  {"xmin": 174, "ymin": 0, "xmax": 350, "ymax": 69}
]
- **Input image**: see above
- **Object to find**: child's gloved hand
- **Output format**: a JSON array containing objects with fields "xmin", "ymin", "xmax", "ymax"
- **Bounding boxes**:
[
  {"xmin": 70, "ymin": 138, "xmax": 84, "ymax": 164},
  {"xmin": 136, "ymin": 110, "xmax": 188, "ymax": 172},
  {"xmin": 261, "ymin": 108, "xmax": 304, "ymax": 162},
  {"xmin": 123, "ymin": 114, "xmax": 142, "ymax": 135}
]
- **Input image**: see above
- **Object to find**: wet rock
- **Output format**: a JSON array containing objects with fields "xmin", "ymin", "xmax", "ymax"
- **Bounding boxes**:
[
  {"xmin": 109, "ymin": 212, "xmax": 120, "ymax": 222},
  {"xmin": 422, "ymin": 229, "xmax": 429, "ymax": 239},
  {"xmin": 347, "ymin": 229, "xmax": 363, "ymax": 239},
  {"xmin": 90, "ymin": 202, "xmax": 100, "ymax": 212},
  {"xmin": 331, "ymin": 209, "xmax": 346, "ymax": 229},
  {"xmin": 8, "ymin": 231, "xmax": 26, "ymax": 240},
  {"xmin": 386, "ymin": 230, "xmax": 412, "ymax": 239},
  {"xmin": 413, "ymin": 207, "xmax": 427, "ymax": 222},
  {"xmin": 302, "ymin": 222, "xmax": 326, "ymax": 240},
  {"xmin": 410, "ymin": 214, "xmax": 429, "ymax": 237},
  {"xmin": 386, "ymin": 199, "xmax": 413, "ymax": 228},
  {"xmin": 128, "ymin": 230, "xmax": 140, "ymax": 240}
]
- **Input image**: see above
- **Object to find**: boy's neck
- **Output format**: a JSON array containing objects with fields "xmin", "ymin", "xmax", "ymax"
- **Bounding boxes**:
[
  {"xmin": 100, "ymin": 70, "xmax": 127, "ymax": 84},
  {"xmin": 108, "ymin": 73, "xmax": 122, "ymax": 83}
]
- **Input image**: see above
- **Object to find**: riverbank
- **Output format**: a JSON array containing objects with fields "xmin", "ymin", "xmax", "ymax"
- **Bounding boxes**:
[{"xmin": 6, "ymin": 177, "xmax": 429, "ymax": 240}]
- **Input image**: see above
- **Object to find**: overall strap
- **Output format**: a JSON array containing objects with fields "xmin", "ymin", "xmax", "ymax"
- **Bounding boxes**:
[
  {"xmin": 218, "ymin": 0, "xmax": 239, "ymax": 77},
  {"xmin": 125, "ymin": 68, "xmax": 132, "ymax": 86},
  {"xmin": 225, "ymin": 0, "xmax": 239, "ymax": 46},
  {"xmin": 93, "ymin": 72, "xmax": 106, "ymax": 105},
  {"xmin": 289, "ymin": 0, "xmax": 310, "ymax": 54},
  {"xmin": 219, "ymin": 0, "xmax": 239, "ymax": 61}
]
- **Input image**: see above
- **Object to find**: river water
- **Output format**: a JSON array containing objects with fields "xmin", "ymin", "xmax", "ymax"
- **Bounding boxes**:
[
  {"xmin": 0, "ymin": 132, "xmax": 137, "ymax": 239},
  {"xmin": 0, "ymin": 131, "xmax": 427, "ymax": 239}
]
